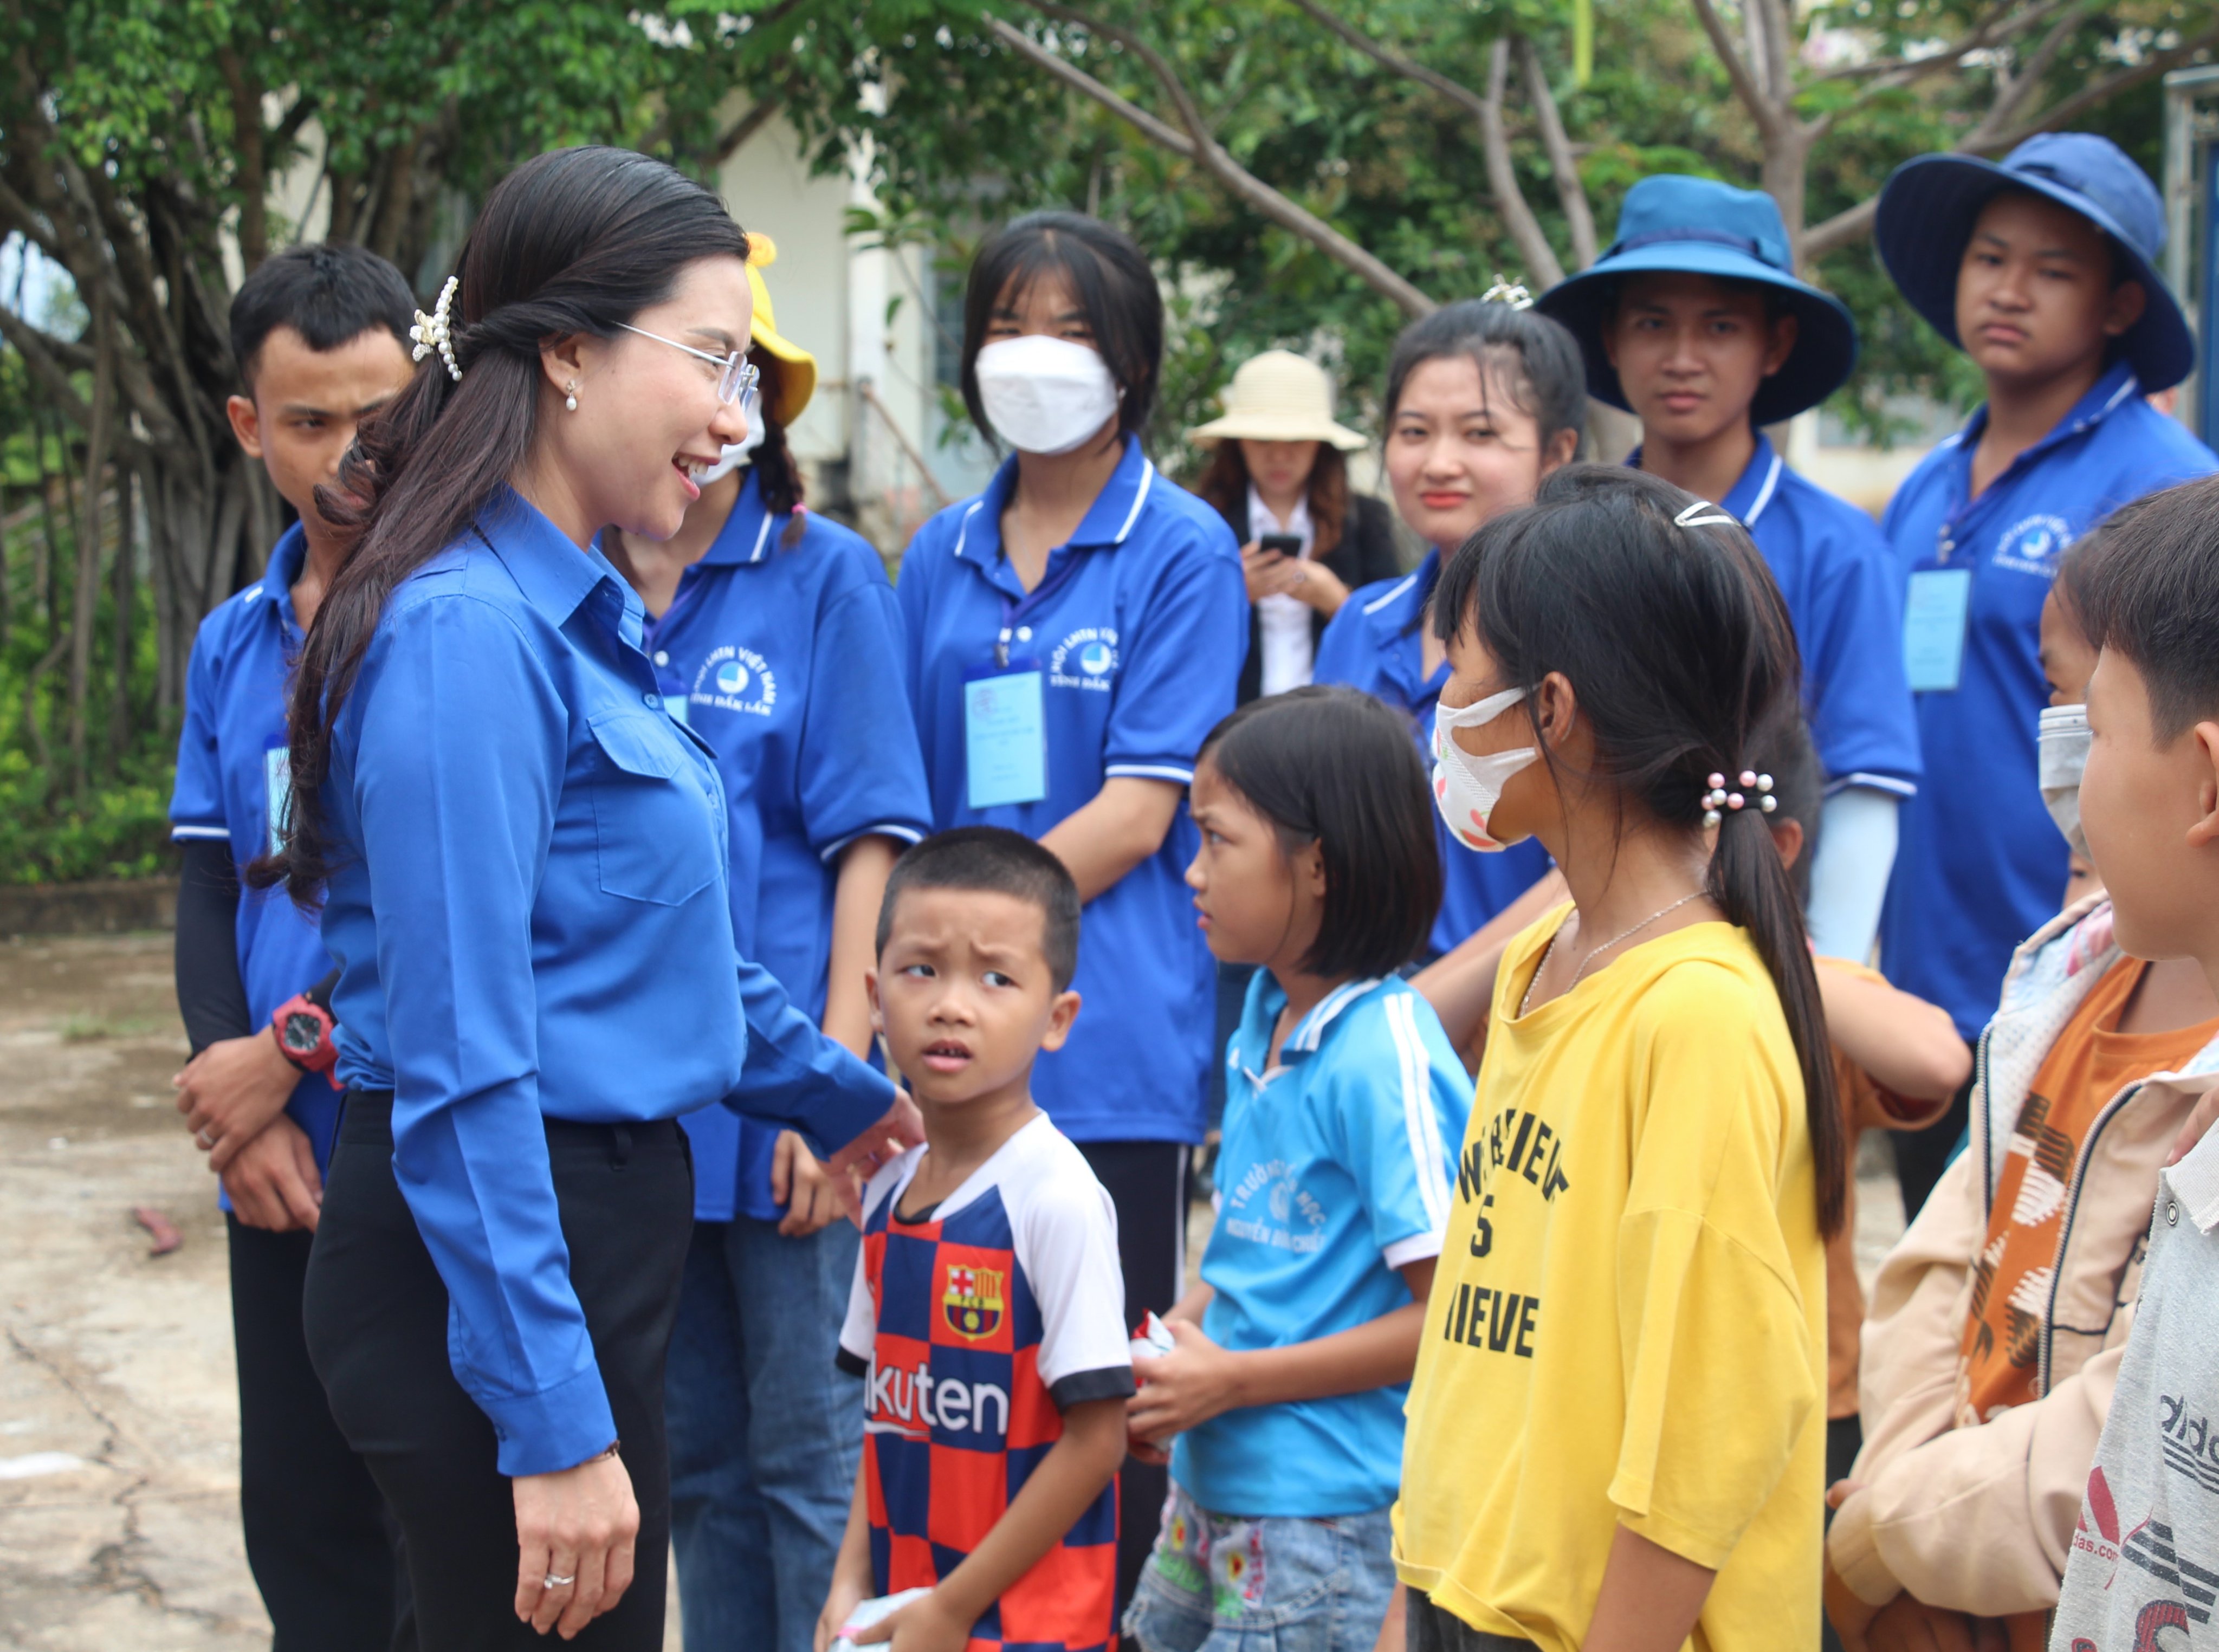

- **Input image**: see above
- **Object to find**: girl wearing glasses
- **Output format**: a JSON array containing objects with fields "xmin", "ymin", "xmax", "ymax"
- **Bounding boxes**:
[{"xmin": 251, "ymin": 146, "xmax": 917, "ymax": 1651}]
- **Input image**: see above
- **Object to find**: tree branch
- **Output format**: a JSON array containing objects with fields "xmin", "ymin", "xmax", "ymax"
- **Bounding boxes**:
[
  {"xmin": 1688, "ymin": 0, "xmax": 1783, "ymax": 136},
  {"xmin": 987, "ymin": 18, "xmax": 1197, "ymax": 152},
  {"xmin": 1479, "ymin": 37, "xmax": 1564, "ymax": 287},
  {"xmin": 1519, "ymin": 38, "xmax": 1596, "ymax": 269},
  {"xmin": 1971, "ymin": 0, "xmax": 2101, "ymax": 143},
  {"xmin": 1285, "ymin": 0, "xmax": 1487, "ymax": 121},
  {"xmin": 1002, "ymin": 7, "xmax": 1437, "ymax": 315},
  {"xmin": 1983, "ymin": 16, "xmax": 2218, "ymax": 148},
  {"xmin": 713, "ymin": 94, "xmax": 784, "ymax": 163}
]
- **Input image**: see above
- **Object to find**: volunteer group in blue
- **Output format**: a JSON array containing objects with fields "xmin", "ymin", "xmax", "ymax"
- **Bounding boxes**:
[
  {"xmin": 318, "ymin": 484, "xmax": 900, "ymax": 1476},
  {"xmin": 168, "ymin": 520, "xmax": 341, "ymax": 1191},
  {"xmin": 1314, "ymin": 547, "xmax": 1551, "ymax": 960},
  {"xmin": 897, "ymin": 434, "xmax": 1247, "ymax": 1146},
  {"xmin": 1878, "ymin": 361, "xmax": 2218, "ymax": 1042},
  {"xmin": 636, "ymin": 467, "xmax": 932, "ymax": 1221},
  {"xmin": 1178, "ymin": 972, "xmax": 1470, "ymax": 1517}
]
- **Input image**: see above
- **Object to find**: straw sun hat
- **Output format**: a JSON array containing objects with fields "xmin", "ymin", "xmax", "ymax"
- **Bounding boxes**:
[{"xmin": 1187, "ymin": 349, "xmax": 1367, "ymax": 451}]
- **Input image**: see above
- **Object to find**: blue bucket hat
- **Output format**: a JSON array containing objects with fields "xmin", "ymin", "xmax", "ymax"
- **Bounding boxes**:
[
  {"xmin": 1536, "ymin": 174, "xmax": 1858, "ymax": 425},
  {"xmin": 1874, "ymin": 132, "xmax": 2191, "ymax": 394}
]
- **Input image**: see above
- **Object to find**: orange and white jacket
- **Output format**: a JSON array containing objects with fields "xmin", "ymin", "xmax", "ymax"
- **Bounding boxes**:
[{"xmin": 1828, "ymin": 895, "xmax": 2219, "ymax": 1617}]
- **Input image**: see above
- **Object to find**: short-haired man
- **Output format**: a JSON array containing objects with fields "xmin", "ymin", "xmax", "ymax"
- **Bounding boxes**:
[
  {"xmin": 1539, "ymin": 176, "xmax": 1922, "ymax": 969},
  {"xmin": 169, "ymin": 242, "xmax": 418, "ymax": 1648}
]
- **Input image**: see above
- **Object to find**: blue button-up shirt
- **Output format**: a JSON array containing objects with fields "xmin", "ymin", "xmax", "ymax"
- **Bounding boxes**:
[
  {"xmin": 639, "ymin": 472, "xmax": 932, "ymax": 1223},
  {"xmin": 898, "ymin": 436, "xmax": 1247, "ymax": 1144},
  {"xmin": 1706, "ymin": 434, "xmax": 1923, "ymax": 797},
  {"xmin": 168, "ymin": 522, "xmax": 341, "ymax": 1196},
  {"xmin": 321, "ymin": 485, "xmax": 898, "ymax": 1476},
  {"xmin": 1879, "ymin": 365, "xmax": 2217, "ymax": 1038},
  {"xmin": 1315, "ymin": 548, "xmax": 1553, "ymax": 956}
]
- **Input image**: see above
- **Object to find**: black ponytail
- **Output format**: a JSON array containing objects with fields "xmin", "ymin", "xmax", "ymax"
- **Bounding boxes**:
[
  {"xmin": 1433, "ymin": 463, "xmax": 1846, "ymax": 1238},
  {"xmin": 751, "ymin": 348, "xmax": 808, "ymax": 551},
  {"xmin": 246, "ymin": 146, "xmax": 748, "ymax": 903}
]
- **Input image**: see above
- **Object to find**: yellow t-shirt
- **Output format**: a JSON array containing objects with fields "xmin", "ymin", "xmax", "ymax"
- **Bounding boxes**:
[{"xmin": 1393, "ymin": 910, "xmax": 1826, "ymax": 1652}]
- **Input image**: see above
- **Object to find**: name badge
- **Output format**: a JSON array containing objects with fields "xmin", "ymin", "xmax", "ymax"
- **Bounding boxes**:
[
  {"xmin": 964, "ymin": 660, "xmax": 1047, "ymax": 809},
  {"xmin": 263, "ymin": 744, "xmax": 292, "ymax": 855},
  {"xmin": 1904, "ymin": 567, "xmax": 1973, "ymax": 693}
]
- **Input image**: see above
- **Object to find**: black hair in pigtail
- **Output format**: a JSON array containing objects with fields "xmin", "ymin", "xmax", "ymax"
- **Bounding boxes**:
[
  {"xmin": 748, "ymin": 348, "xmax": 811, "ymax": 550},
  {"xmin": 1432, "ymin": 463, "xmax": 1846, "ymax": 1238}
]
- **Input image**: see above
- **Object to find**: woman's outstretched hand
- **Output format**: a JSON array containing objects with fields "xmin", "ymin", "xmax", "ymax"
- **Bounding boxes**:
[
  {"xmin": 826, "ymin": 1090, "xmax": 926, "ymax": 1218},
  {"xmin": 513, "ymin": 1449, "xmax": 639, "ymax": 1639}
]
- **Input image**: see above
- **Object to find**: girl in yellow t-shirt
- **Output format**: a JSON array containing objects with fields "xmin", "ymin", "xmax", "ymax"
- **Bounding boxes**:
[{"xmin": 1394, "ymin": 464, "xmax": 1844, "ymax": 1652}]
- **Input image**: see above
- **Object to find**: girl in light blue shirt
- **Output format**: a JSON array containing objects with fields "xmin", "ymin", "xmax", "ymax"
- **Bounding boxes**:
[{"xmin": 1124, "ymin": 687, "xmax": 1470, "ymax": 1652}]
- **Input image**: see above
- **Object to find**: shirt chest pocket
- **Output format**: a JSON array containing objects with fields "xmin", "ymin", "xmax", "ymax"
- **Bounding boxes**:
[{"xmin": 586, "ymin": 712, "xmax": 721, "ymax": 906}]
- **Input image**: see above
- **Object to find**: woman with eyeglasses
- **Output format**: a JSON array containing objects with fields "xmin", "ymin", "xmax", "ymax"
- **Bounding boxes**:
[{"xmin": 249, "ymin": 147, "xmax": 918, "ymax": 1651}]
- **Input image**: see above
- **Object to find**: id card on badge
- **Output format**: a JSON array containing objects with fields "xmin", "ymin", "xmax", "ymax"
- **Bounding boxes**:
[
  {"xmin": 1904, "ymin": 567, "xmax": 1973, "ymax": 692},
  {"xmin": 965, "ymin": 660, "xmax": 1047, "ymax": 809},
  {"xmin": 263, "ymin": 742, "xmax": 293, "ymax": 856}
]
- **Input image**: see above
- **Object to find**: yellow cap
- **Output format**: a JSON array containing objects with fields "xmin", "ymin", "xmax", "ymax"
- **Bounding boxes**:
[{"xmin": 745, "ymin": 232, "xmax": 818, "ymax": 429}]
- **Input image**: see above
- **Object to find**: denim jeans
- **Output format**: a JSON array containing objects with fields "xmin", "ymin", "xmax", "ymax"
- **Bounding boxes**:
[
  {"xmin": 665, "ymin": 1215, "xmax": 863, "ymax": 1652},
  {"xmin": 1125, "ymin": 1483, "xmax": 1398, "ymax": 1652}
]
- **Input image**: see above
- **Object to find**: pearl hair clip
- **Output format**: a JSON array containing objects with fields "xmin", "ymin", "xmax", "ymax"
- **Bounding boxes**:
[
  {"xmin": 1480, "ymin": 274, "xmax": 1534, "ymax": 310},
  {"xmin": 1674, "ymin": 499, "xmax": 1738, "ymax": 530},
  {"xmin": 411, "ymin": 276, "xmax": 462, "ymax": 383},
  {"xmin": 1703, "ymin": 770, "xmax": 1775, "ymax": 828}
]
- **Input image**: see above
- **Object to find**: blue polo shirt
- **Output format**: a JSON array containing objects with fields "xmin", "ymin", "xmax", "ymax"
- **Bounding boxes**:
[
  {"xmin": 1681, "ymin": 434, "xmax": 1923, "ymax": 798},
  {"xmin": 320, "ymin": 484, "xmax": 899, "ymax": 1477},
  {"xmin": 638, "ymin": 472, "xmax": 932, "ymax": 1223},
  {"xmin": 1879, "ymin": 365, "xmax": 2216, "ymax": 1039},
  {"xmin": 1314, "ymin": 548, "xmax": 1552, "ymax": 955},
  {"xmin": 168, "ymin": 523, "xmax": 341, "ymax": 1198},
  {"xmin": 1175, "ymin": 972, "xmax": 1469, "ymax": 1516},
  {"xmin": 897, "ymin": 436, "xmax": 1246, "ymax": 1145}
]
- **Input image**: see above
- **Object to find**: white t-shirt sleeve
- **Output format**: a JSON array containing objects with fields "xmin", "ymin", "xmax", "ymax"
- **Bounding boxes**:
[{"xmin": 1012, "ymin": 1132, "xmax": 1137, "ymax": 1408}]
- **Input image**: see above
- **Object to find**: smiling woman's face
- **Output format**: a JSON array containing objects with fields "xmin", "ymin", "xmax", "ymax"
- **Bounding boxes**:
[
  {"xmin": 1385, "ymin": 353, "xmax": 1556, "ymax": 554},
  {"xmin": 551, "ymin": 254, "xmax": 755, "ymax": 543}
]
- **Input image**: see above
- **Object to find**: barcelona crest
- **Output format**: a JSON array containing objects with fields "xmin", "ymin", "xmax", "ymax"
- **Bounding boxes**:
[{"xmin": 942, "ymin": 1265, "xmax": 1005, "ymax": 1340}]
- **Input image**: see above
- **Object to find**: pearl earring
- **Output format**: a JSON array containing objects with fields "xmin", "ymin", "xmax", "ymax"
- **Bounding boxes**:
[{"xmin": 564, "ymin": 382, "xmax": 578, "ymax": 412}]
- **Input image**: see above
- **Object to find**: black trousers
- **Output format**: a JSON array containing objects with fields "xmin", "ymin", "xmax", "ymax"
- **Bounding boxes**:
[
  {"xmin": 1076, "ymin": 1138, "xmax": 1188, "ymax": 1622},
  {"xmin": 305, "ymin": 1094, "xmax": 693, "ymax": 1651},
  {"xmin": 227, "ymin": 1215, "xmax": 407, "ymax": 1651},
  {"xmin": 1406, "ymin": 1594, "xmax": 1532, "ymax": 1650}
]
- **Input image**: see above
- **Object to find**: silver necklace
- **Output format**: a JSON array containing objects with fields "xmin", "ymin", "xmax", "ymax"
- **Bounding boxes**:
[{"xmin": 1519, "ymin": 889, "xmax": 1706, "ymax": 1017}]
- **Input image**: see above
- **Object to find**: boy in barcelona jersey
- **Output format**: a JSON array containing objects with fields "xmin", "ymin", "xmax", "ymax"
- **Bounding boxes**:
[{"xmin": 819, "ymin": 829, "xmax": 1133, "ymax": 1652}]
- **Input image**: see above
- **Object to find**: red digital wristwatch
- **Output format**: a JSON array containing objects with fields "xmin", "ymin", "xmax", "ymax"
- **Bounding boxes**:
[{"xmin": 271, "ymin": 993, "xmax": 342, "ymax": 1089}]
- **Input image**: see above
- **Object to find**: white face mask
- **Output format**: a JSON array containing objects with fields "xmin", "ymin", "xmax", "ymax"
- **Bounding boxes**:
[
  {"xmin": 2037, "ymin": 703, "xmax": 2091, "ymax": 858},
  {"xmin": 696, "ymin": 419, "xmax": 767, "ymax": 487},
  {"xmin": 974, "ymin": 334, "xmax": 1121, "ymax": 455},
  {"xmin": 1432, "ymin": 687, "xmax": 1539, "ymax": 852}
]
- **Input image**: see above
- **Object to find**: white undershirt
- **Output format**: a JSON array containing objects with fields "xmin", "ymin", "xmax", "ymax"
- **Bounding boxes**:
[{"xmin": 1248, "ymin": 484, "xmax": 1316, "ymax": 697}]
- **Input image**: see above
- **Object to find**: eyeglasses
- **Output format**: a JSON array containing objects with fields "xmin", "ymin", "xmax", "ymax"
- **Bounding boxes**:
[{"xmin": 616, "ymin": 323, "xmax": 762, "ymax": 412}]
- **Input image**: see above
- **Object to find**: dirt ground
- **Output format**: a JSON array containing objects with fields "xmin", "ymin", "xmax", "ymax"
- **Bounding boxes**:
[{"xmin": 0, "ymin": 931, "xmax": 1908, "ymax": 1650}]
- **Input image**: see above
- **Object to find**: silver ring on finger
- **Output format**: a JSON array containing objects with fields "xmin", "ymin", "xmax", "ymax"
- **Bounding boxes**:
[
  {"xmin": 542, "ymin": 1572, "xmax": 576, "ymax": 1590},
  {"xmin": 195, "ymin": 1129, "xmax": 216, "ymax": 1150}
]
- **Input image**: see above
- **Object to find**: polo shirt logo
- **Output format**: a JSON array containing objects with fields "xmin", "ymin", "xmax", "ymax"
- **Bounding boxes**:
[
  {"xmin": 941, "ymin": 1263, "xmax": 1005, "ymax": 1340},
  {"xmin": 692, "ymin": 644, "xmax": 777, "ymax": 716},
  {"xmin": 1220, "ymin": 1156, "xmax": 1328, "ymax": 1253},
  {"xmin": 1994, "ymin": 513, "xmax": 2075, "ymax": 578},
  {"xmin": 1049, "ymin": 627, "xmax": 1119, "ymax": 691}
]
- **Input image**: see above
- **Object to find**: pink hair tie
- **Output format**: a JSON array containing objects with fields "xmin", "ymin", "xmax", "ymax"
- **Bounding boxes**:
[{"xmin": 1702, "ymin": 769, "xmax": 1775, "ymax": 828}]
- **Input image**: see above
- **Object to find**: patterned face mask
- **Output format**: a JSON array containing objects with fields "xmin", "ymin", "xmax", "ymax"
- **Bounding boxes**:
[{"xmin": 1432, "ymin": 686, "xmax": 1538, "ymax": 852}]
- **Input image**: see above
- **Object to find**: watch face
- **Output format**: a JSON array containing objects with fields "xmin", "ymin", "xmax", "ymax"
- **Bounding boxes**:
[{"xmin": 282, "ymin": 1012, "xmax": 323, "ymax": 1053}]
